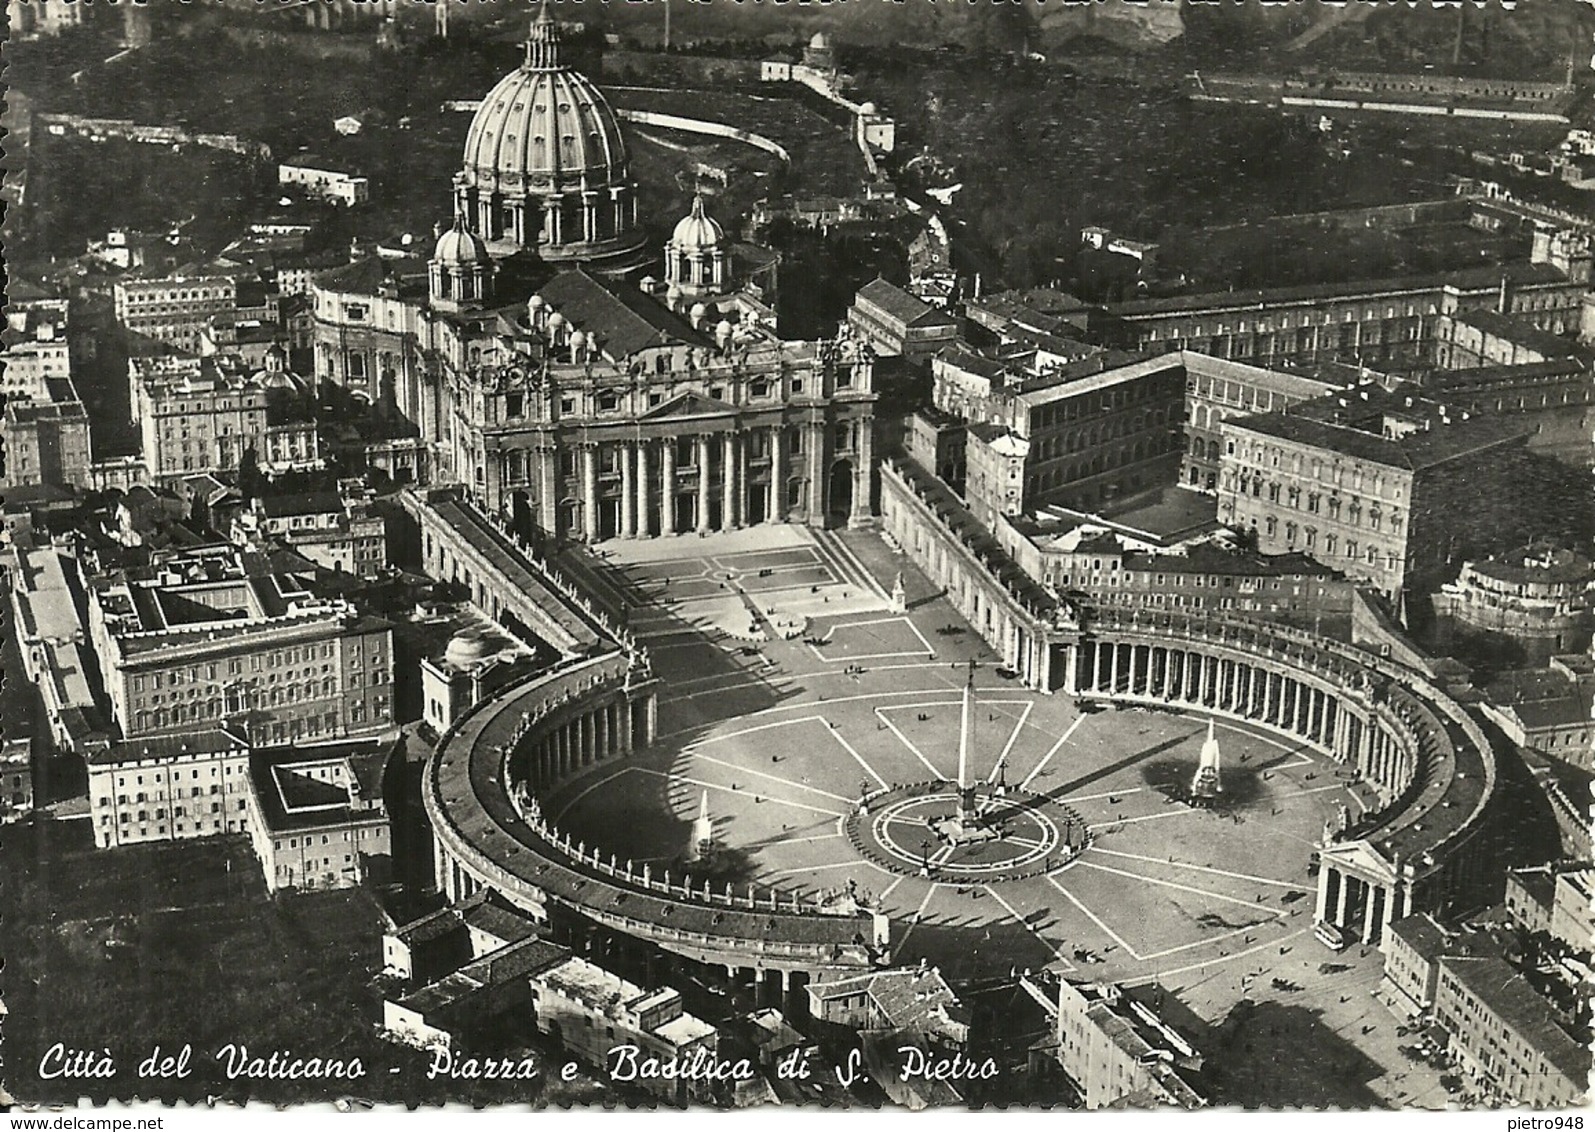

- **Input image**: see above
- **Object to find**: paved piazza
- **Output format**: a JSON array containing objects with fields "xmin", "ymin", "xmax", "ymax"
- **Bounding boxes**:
[
  {"xmin": 553, "ymin": 527, "xmax": 1365, "ymax": 987},
  {"xmin": 554, "ymin": 527, "xmax": 1448, "ymax": 1103}
]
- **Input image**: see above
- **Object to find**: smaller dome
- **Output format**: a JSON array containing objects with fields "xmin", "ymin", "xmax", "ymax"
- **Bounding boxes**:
[
  {"xmin": 529, "ymin": 294, "xmax": 546, "ymax": 310},
  {"xmin": 433, "ymin": 215, "xmax": 490, "ymax": 267},
  {"xmin": 569, "ymin": 329, "xmax": 587, "ymax": 350},
  {"xmin": 810, "ymin": 31, "xmax": 831, "ymax": 49},
  {"xmin": 715, "ymin": 319, "xmax": 734, "ymax": 340},
  {"xmin": 671, "ymin": 193, "xmax": 723, "ymax": 252},
  {"xmin": 262, "ymin": 370, "xmax": 297, "ymax": 391},
  {"xmin": 859, "ymin": 101, "xmax": 877, "ymax": 115},
  {"xmin": 689, "ymin": 301, "xmax": 709, "ymax": 323},
  {"xmin": 444, "ymin": 630, "xmax": 496, "ymax": 668}
]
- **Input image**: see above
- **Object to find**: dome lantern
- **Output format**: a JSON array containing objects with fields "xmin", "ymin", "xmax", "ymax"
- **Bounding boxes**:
[{"xmin": 523, "ymin": 2, "xmax": 563, "ymax": 72}]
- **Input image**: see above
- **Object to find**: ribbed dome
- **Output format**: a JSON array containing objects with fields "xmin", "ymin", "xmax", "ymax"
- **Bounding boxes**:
[
  {"xmin": 670, "ymin": 194, "xmax": 723, "ymax": 251},
  {"xmin": 460, "ymin": 5, "xmax": 630, "ymax": 196},
  {"xmin": 433, "ymin": 215, "xmax": 491, "ymax": 266},
  {"xmin": 452, "ymin": 3, "xmax": 646, "ymax": 275}
]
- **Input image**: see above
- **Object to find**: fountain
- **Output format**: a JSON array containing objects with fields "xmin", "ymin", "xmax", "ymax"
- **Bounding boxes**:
[{"xmin": 1190, "ymin": 718, "xmax": 1223, "ymax": 802}]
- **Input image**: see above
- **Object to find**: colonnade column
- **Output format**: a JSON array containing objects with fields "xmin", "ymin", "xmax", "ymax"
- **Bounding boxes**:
[{"xmin": 1363, "ymin": 884, "xmax": 1384, "ymax": 945}]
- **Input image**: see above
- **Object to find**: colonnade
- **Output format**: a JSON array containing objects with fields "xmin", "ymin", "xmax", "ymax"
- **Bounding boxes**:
[
  {"xmin": 1070, "ymin": 638, "xmax": 1360, "ymax": 763},
  {"xmin": 614, "ymin": 430, "xmax": 764, "ymax": 540},
  {"xmin": 519, "ymin": 694, "xmax": 644, "ymax": 790},
  {"xmin": 497, "ymin": 414, "xmax": 874, "ymax": 543},
  {"xmin": 1068, "ymin": 632, "xmax": 1444, "ymax": 947}
]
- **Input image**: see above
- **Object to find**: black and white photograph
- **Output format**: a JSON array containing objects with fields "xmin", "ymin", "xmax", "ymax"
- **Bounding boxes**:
[{"xmin": 1, "ymin": 0, "xmax": 1592, "ymax": 1116}]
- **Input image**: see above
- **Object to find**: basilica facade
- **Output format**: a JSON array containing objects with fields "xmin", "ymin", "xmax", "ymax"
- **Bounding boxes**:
[{"xmin": 310, "ymin": 4, "xmax": 876, "ymax": 542}]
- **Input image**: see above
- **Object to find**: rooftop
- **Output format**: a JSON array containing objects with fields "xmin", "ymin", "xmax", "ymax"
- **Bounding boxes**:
[
  {"xmin": 853, "ymin": 278, "xmax": 953, "ymax": 329},
  {"xmin": 1225, "ymin": 385, "xmax": 1531, "ymax": 471},
  {"xmin": 1449, "ymin": 309, "xmax": 1594, "ymax": 362},
  {"xmin": 537, "ymin": 268, "xmax": 708, "ymax": 359},
  {"xmin": 1123, "ymin": 544, "xmax": 1344, "ymax": 579},
  {"xmin": 1440, "ymin": 954, "xmax": 1590, "ymax": 1084},
  {"xmin": 258, "ymin": 491, "xmax": 345, "ymax": 519},
  {"xmin": 809, "ymin": 967, "xmax": 967, "ymax": 1036},
  {"xmin": 248, "ymin": 736, "xmax": 398, "ymax": 833},
  {"xmin": 534, "ymin": 956, "xmax": 717, "ymax": 1046},
  {"xmin": 1466, "ymin": 545, "xmax": 1594, "ymax": 587},
  {"xmin": 91, "ymin": 726, "xmax": 248, "ymax": 768},
  {"xmin": 1108, "ymin": 261, "xmax": 1570, "ymax": 319}
]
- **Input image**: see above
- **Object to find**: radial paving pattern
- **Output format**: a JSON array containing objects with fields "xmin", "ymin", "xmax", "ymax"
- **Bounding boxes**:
[{"xmin": 549, "ymin": 528, "xmax": 1362, "ymax": 989}]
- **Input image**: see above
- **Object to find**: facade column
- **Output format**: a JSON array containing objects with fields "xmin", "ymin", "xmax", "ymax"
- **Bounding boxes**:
[
  {"xmin": 1384, "ymin": 884, "xmax": 1405, "ymax": 934},
  {"xmin": 1335, "ymin": 873, "xmax": 1353, "ymax": 927},
  {"xmin": 661, "ymin": 436, "xmax": 677, "ymax": 535},
  {"xmin": 1316, "ymin": 866, "xmax": 1334, "ymax": 924},
  {"xmin": 697, "ymin": 434, "xmax": 712, "ymax": 533},
  {"xmin": 635, "ymin": 441, "xmax": 652, "ymax": 537},
  {"xmin": 1198, "ymin": 654, "xmax": 1211, "ymax": 705},
  {"xmin": 723, "ymin": 432, "xmax": 739, "ymax": 530},
  {"xmin": 1364, "ymin": 884, "xmax": 1384, "ymax": 945},
  {"xmin": 620, "ymin": 699, "xmax": 634, "ymax": 753},
  {"xmin": 738, "ymin": 432, "xmax": 750, "ymax": 528},
  {"xmin": 1108, "ymin": 642, "xmax": 1120, "ymax": 695},
  {"xmin": 620, "ymin": 442, "xmax": 635, "ymax": 538},
  {"xmin": 768, "ymin": 425, "xmax": 786, "ymax": 523},
  {"xmin": 582, "ymin": 444, "xmax": 599, "ymax": 542},
  {"xmin": 596, "ymin": 705, "xmax": 609, "ymax": 758}
]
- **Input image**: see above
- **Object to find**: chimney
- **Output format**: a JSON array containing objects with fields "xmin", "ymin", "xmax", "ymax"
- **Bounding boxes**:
[{"xmin": 1497, "ymin": 273, "xmax": 1512, "ymax": 315}]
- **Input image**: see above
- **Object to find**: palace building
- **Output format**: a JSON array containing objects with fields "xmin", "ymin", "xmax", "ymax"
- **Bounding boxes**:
[{"xmin": 311, "ymin": 5, "xmax": 876, "ymax": 542}]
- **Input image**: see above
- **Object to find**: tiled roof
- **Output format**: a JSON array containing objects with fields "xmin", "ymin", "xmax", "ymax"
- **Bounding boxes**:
[
  {"xmin": 537, "ymin": 268, "xmax": 707, "ymax": 358},
  {"xmin": 1440, "ymin": 955, "xmax": 1591, "ymax": 1084},
  {"xmin": 854, "ymin": 278, "xmax": 949, "ymax": 328},
  {"xmin": 1448, "ymin": 309, "xmax": 1593, "ymax": 360},
  {"xmin": 1226, "ymin": 388, "xmax": 1530, "ymax": 470},
  {"xmin": 1109, "ymin": 262, "xmax": 1570, "ymax": 318},
  {"xmin": 258, "ymin": 491, "xmax": 343, "ymax": 518}
]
